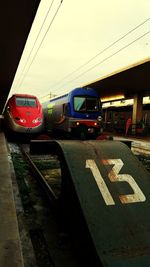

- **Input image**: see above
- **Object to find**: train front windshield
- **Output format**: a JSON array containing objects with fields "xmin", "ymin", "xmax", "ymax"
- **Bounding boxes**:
[
  {"xmin": 16, "ymin": 97, "xmax": 37, "ymax": 107},
  {"xmin": 74, "ymin": 96, "xmax": 99, "ymax": 112}
]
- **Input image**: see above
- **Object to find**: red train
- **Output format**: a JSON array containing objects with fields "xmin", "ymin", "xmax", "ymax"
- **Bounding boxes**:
[{"xmin": 3, "ymin": 94, "xmax": 44, "ymax": 134}]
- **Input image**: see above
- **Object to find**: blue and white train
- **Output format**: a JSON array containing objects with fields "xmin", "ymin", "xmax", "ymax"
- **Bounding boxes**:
[{"xmin": 42, "ymin": 87, "xmax": 103, "ymax": 139}]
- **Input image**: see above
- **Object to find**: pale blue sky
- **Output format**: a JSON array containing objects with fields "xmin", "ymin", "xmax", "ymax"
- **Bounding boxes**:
[{"xmin": 9, "ymin": 0, "xmax": 150, "ymax": 101}]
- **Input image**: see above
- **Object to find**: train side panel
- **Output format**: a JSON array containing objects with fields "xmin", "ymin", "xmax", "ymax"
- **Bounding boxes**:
[{"xmin": 43, "ymin": 95, "xmax": 68, "ymax": 132}]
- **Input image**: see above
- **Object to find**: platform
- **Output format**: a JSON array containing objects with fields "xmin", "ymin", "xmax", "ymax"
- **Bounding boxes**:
[
  {"xmin": 103, "ymin": 131, "xmax": 150, "ymax": 142},
  {"xmin": 0, "ymin": 132, "xmax": 24, "ymax": 267}
]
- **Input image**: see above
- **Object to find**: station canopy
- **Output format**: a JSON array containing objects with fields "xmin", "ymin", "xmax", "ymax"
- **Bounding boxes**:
[{"xmin": 84, "ymin": 57, "xmax": 150, "ymax": 102}]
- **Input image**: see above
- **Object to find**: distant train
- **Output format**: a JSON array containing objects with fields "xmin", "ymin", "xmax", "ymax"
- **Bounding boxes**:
[
  {"xmin": 103, "ymin": 103, "xmax": 150, "ymax": 135},
  {"xmin": 3, "ymin": 94, "xmax": 44, "ymax": 134},
  {"xmin": 42, "ymin": 87, "xmax": 103, "ymax": 139}
]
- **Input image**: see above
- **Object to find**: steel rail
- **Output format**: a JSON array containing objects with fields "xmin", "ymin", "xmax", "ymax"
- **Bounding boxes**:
[{"xmin": 19, "ymin": 145, "xmax": 58, "ymax": 205}]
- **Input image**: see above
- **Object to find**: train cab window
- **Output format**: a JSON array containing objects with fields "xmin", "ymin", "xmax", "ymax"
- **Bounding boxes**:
[
  {"xmin": 16, "ymin": 97, "xmax": 37, "ymax": 107},
  {"xmin": 74, "ymin": 97, "xmax": 86, "ymax": 111},
  {"xmin": 86, "ymin": 98, "xmax": 99, "ymax": 111},
  {"xmin": 74, "ymin": 96, "xmax": 99, "ymax": 112}
]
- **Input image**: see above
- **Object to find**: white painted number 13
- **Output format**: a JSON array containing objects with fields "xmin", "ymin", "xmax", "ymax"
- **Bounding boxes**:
[{"xmin": 86, "ymin": 159, "xmax": 146, "ymax": 205}]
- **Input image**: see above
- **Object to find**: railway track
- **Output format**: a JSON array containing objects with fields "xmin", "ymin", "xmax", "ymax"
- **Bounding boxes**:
[
  {"xmin": 9, "ymin": 140, "xmax": 150, "ymax": 267},
  {"xmin": 131, "ymin": 140, "xmax": 150, "ymax": 155},
  {"xmin": 131, "ymin": 141, "xmax": 150, "ymax": 172},
  {"xmin": 112, "ymin": 137, "xmax": 150, "ymax": 171},
  {"xmin": 9, "ymin": 142, "xmax": 85, "ymax": 267}
]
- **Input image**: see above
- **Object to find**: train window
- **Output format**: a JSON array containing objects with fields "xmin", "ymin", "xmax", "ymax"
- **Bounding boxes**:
[
  {"xmin": 86, "ymin": 98, "xmax": 99, "ymax": 111},
  {"xmin": 74, "ymin": 97, "xmax": 86, "ymax": 111},
  {"xmin": 74, "ymin": 96, "xmax": 99, "ymax": 112},
  {"xmin": 63, "ymin": 103, "xmax": 69, "ymax": 115},
  {"xmin": 16, "ymin": 97, "xmax": 37, "ymax": 107}
]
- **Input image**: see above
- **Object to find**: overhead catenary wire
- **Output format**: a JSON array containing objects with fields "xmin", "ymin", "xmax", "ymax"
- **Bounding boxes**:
[
  {"xmin": 53, "ymin": 30, "xmax": 150, "ymax": 95},
  {"xmin": 15, "ymin": 0, "xmax": 55, "ymax": 88},
  {"xmin": 41, "ymin": 17, "xmax": 150, "ymax": 99},
  {"xmin": 17, "ymin": 0, "xmax": 64, "ymax": 89}
]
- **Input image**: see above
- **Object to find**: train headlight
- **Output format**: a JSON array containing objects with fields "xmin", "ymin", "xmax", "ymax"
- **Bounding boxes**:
[
  {"xmin": 97, "ymin": 116, "xmax": 102, "ymax": 122},
  {"xmin": 94, "ymin": 122, "xmax": 97, "ymax": 126},
  {"xmin": 32, "ymin": 118, "xmax": 42, "ymax": 123},
  {"xmin": 20, "ymin": 119, "xmax": 26, "ymax": 123},
  {"xmin": 76, "ymin": 122, "xmax": 80, "ymax": 126},
  {"xmin": 15, "ymin": 117, "xmax": 26, "ymax": 123}
]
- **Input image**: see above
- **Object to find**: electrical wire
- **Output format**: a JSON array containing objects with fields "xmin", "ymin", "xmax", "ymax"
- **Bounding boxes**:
[
  {"xmin": 53, "ymin": 30, "xmax": 150, "ymax": 95},
  {"xmin": 41, "ymin": 17, "xmax": 150, "ymax": 99},
  {"xmin": 15, "ymin": 0, "xmax": 55, "ymax": 88},
  {"xmin": 17, "ymin": 0, "xmax": 64, "ymax": 89},
  {"xmin": 47, "ymin": 17, "xmax": 150, "ymax": 90}
]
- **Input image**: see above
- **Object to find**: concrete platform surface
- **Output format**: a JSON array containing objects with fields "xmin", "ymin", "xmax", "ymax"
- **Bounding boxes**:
[{"xmin": 0, "ymin": 132, "xmax": 24, "ymax": 267}]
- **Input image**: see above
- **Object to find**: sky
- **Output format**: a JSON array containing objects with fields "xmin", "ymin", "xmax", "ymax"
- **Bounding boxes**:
[{"xmin": 9, "ymin": 0, "xmax": 150, "ymax": 102}]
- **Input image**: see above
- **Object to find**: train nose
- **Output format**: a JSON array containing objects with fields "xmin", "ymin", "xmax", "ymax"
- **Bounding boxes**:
[{"xmin": 26, "ymin": 111, "xmax": 31, "ymax": 115}]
